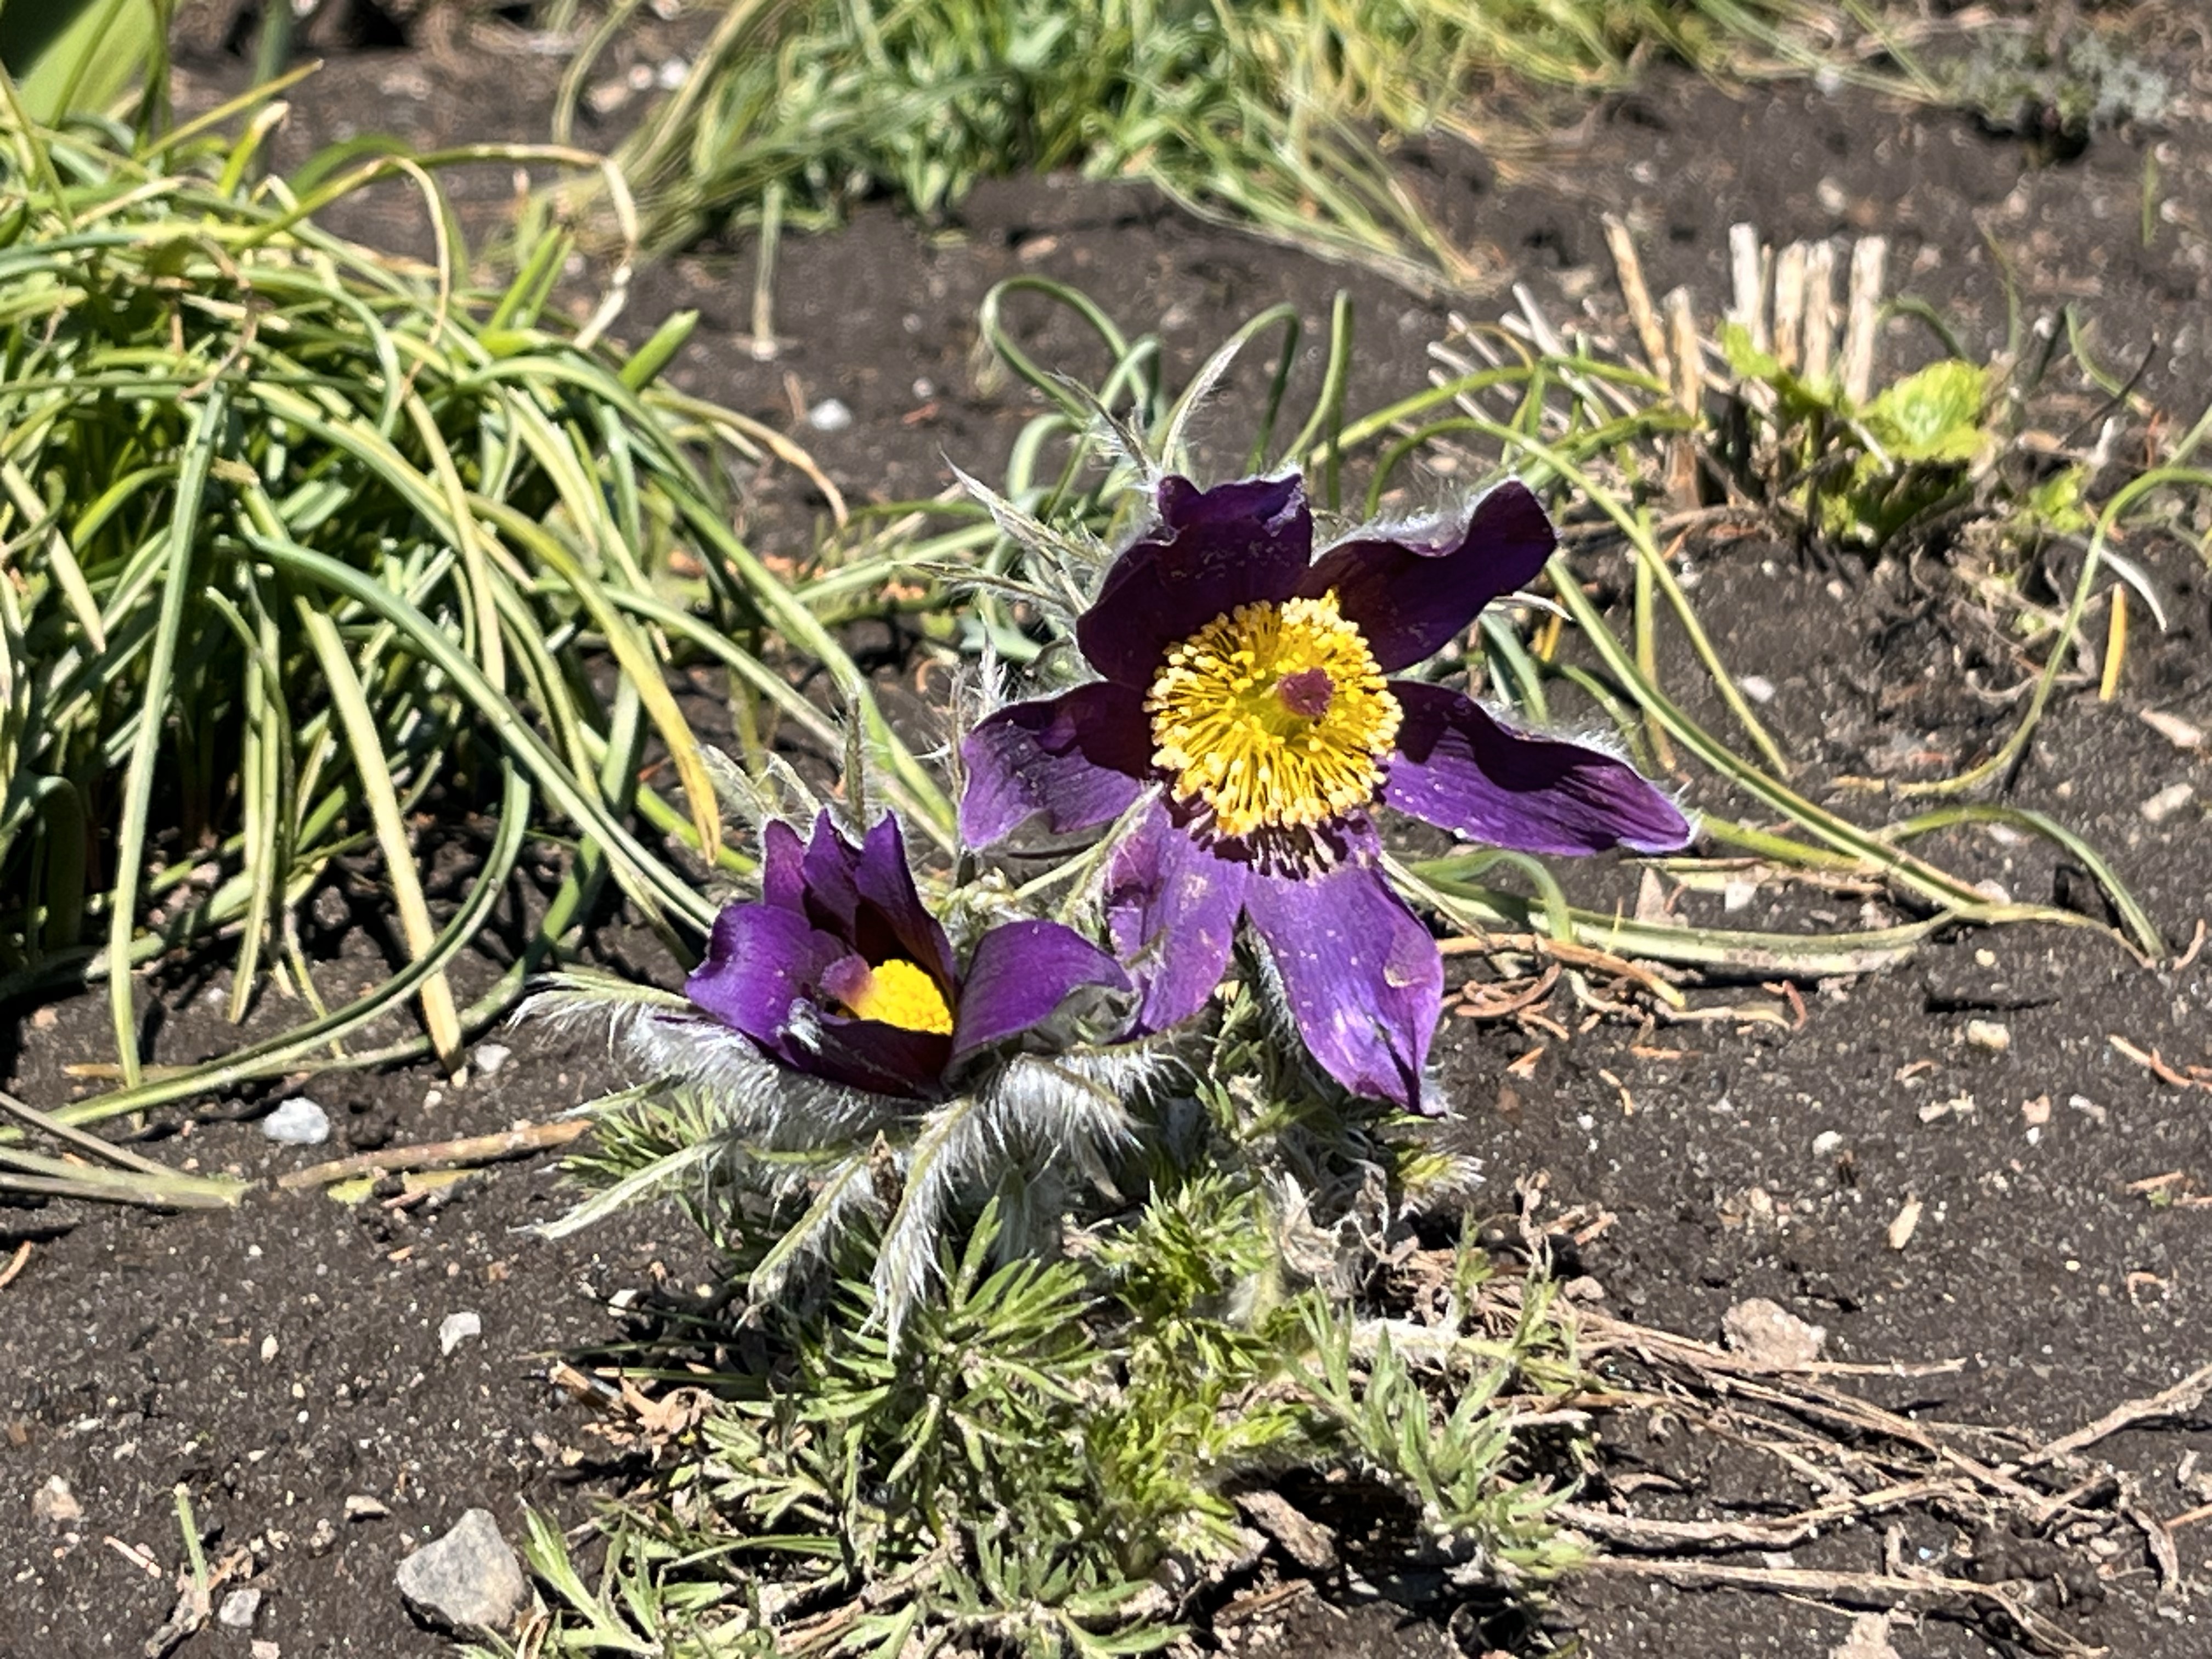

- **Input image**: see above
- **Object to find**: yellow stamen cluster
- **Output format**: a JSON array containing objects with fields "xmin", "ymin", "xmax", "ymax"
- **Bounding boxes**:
[
  {"xmin": 838, "ymin": 958, "xmax": 954, "ymax": 1035},
  {"xmin": 1145, "ymin": 592, "xmax": 1400, "ymax": 840}
]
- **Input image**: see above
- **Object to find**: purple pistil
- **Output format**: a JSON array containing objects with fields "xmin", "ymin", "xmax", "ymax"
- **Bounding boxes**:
[{"xmin": 1275, "ymin": 667, "xmax": 1335, "ymax": 720}]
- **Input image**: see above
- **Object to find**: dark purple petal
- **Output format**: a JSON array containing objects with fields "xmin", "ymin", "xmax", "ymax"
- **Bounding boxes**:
[
  {"xmin": 1076, "ymin": 473, "xmax": 1312, "ymax": 687},
  {"xmin": 798, "ymin": 812, "xmax": 956, "ymax": 989},
  {"xmin": 1243, "ymin": 864, "xmax": 1442, "ymax": 1114},
  {"xmin": 950, "ymin": 918, "xmax": 1130, "ymax": 1063},
  {"xmin": 804, "ymin": 1015, "xmax": 952, "ymax": 1100},
  {"xmin": 851, "ymin": 814, "xmax": 957, "ymax": 987},
  {"xmin": 685, "ymin": 901, "xmax": 848, "ymax": 1065},
  {"xmin": 795, "ymin": 809, "xmax": 865, "ymax": 933},
  {"xmin": 759, "ymin": 817, "xmax": 807, "ymax": 912},
  {"xmin": 1384, "ymin": 682, "xmax": 1694, "ymax": 855},
  {"xmin": 959, "ymin": 682, "xmax": 1151, "ymax": 848},
  {"xmin": 1102, "ymin": 800, "xmax": 1248, "ymax": 1034},
  {"xmin": 1296, "ymin": 480, "xmax": 1555, "ymax": 673}
]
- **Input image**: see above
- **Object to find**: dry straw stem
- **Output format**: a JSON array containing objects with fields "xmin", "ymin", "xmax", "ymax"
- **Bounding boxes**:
[
  {"xmin": 1603, "ymin": 212, "xmax": 1671, "ymax": 383},
  {"xmin": 1727, "ymin": 221, "xmax": 1767, "ymax": 352},
  {"xmin": 1663, "ymin": 286, "xmax": 1702, "ymax": 510},
  {"xmin": 1771, "ymin": 240, "xmax": 1809, "ymax": 371},
  {"xmin": 275, "ymin": 1118, "xmax": 590, "ymax": 1190},
  {"xmin": 1562, "ymin": 1305, "xmax": 2194, "ymax": 1657},
  {"xmin": 1839, "ymin": 235, "xmax": 1888, "ymax": 405},
  {"xmin": 1801, "ymin": 238, "xmax": 1838, "ymax": 384}
]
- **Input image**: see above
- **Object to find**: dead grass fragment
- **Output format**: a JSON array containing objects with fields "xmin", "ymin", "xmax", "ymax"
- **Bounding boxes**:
[
  {"xmin": 1556, "ymin": 1300, "xmax": 2212, "ymax": 1655},
  {"xmin": 274, "ymin": 1119, "xmax": 591, "ymax": 1191}
]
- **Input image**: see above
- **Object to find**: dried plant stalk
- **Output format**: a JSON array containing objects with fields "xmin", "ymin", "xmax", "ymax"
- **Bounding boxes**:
[
  {"xmin": 1840, "ymin": 235, "xmax": 1888, "ymax": 404},
  {"xmin": 1663, "ymin": 287, "xmax": 1702, "ymax": 510},
  {"xmin": 1604, "ymin": 213, "xmax": 1672, "ymax": 382},
  {"xmin": 1802, "ymin": 239, "xmax": 1838, "ymax": 386},
  {"xmin": 1726, "ymin": 222, "xmax": 1766, "ymax": 352},
  {"xmin": 1770, "ymin": 241, "xmax": 1808, "ymax": 371}
]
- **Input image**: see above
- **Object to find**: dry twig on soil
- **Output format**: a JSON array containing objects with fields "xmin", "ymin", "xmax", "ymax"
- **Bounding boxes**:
[
  {"xmin": 1553, "ymin": 1298, "xmax": 2189, "ymax": 1657},
  {"xmin": 274, "ymin": 1120, "xmax": 591, "ymax": 1190}
]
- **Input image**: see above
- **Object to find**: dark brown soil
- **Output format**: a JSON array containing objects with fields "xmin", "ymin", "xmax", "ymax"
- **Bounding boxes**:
[{"xmin": 8, "ymin": 10, "xmax": 2212, "ymax": 1658}]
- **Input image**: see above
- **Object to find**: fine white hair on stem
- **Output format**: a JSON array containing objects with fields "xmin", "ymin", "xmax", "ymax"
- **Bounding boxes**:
[
  {"xmin": 868, "ymin": 1041, "xmax": 1174, "ymax": 1345},
  {"xmin": 1048, "ymin": 371, "xmax": 1159, "ymax": 493},
  {"xmin": 531, "ymin": 1134, "xmax": 721, "ymax": 1240},
  {"xmin": 750, "ymin": 1149, "xmax": 886, "ymax": 1302},
  {"xmin": 947, "ymin": 460, "xmax": 1108, "ymax": 615}
]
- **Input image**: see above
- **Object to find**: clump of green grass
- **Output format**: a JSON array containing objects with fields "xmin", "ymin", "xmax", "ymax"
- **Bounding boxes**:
[
  {"xmin": 1941, "ymin": 16, "xmax": 2170, "ymax": 150},
  {"xmin": 1702, "ymin": 235, "xmax": 2211, "ymax": 804},
  {"xmin": 0, "ymin": 78, "xmax": 950, "ymax": 1127},
  {"xmin": 577, "ymin": 0, "xmax": 1904, "ymax": 286}
]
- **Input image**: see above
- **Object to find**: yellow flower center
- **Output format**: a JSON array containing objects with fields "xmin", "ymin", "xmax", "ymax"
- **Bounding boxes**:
[
  {"xmin": 1144, "ymin": 592, "xmax": 1401, "ymax": 840},
  {"xmin": 837, "ymin": 958, "xmax": 954, "ymax": 1035}
]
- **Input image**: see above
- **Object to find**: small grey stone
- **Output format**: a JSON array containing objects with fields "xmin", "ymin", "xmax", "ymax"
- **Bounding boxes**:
[
  {"xmin": 218, "ymin": 1587, "xmax": 262, "ymax": 1629},
  {"xmin": 805, "ymin": 397, "xmax": 853, "ymax": 433},
  {"xmin": 1722, "ymin": 1297, "xmax": 1827, "ymax": 1368},
  {"xmin": 32, "ymin": 1475, "xmax": 82, "ymax": 1526},
  {"xmin": 395, "ymin": 1509, "xmax": 527, "ymax": 1632},
  {"xmin": 438, "ymin": 1311, "xmax": 482, "ymax": 1357},
  {"xmin": 472, "ymin": 1042, "xmax": 511, "ymax": 1076},
  {"xmin": 261, "ymin": 1097, "xmax": 331, "ymax": 1146},
  {"xmin": 1235, "ymin": 1489, "xmax": 1337, "ymax": 1573},
  {"xmin": 2142, "ymin": 781, "xmax": 2194, "ymax": 823}
]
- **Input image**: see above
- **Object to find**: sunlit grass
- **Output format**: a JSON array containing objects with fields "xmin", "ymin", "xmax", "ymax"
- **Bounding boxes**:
[
  {"xmin": 0, "ymin": 80, "xmax": 950, "ymax": 1128},
  {"xmin": 575, "ymin": 0, "xmax": 1922, "ymax": 287}
]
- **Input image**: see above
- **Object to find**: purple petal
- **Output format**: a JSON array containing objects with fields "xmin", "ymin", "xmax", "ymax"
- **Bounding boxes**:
[
  {"xmin": 1384, "ymin": 682, "xmax": 1693, "ymax": 855},
  {"xmin": 950, "ymin": 918, "xmax": 1130, "ymax": 1063},
  {"xmin": 685, "ymin": 901, "xmax": 847, "ymax": 1065},
  {"xmin": 795, "ymin": 809, "xmax": 864, "ymax": 929},
  {"xmin": 1296, "ymin": 480, "xmax": 1555, "ymax": 673},
  {"xmin": 1076, "ymin": 473, "xmax": 1312, "ymax": 687},
  {"xmin": 851, "ymin": 814, "xmax": 957, "ymax": 985},
  {"xmin": 759, "ymin": 817, "xmax": 806, "ymax": 912},
  {"xmin": 805, "ymin": 1015, "xmax": 952, "ymax": 1100},
  {"xmin": 959, "ymin": 682, "xmax": 1150, "ymax": 848},
  {"xmin": 798, "ymin": 811, "xmax": 956, "ymax": 988},
  {"xmin": 1243, "ymin": 864, "xmax": 1442, "ymax": 1113},
  {"xmin": 1102, "ymin": 801, "xmax": 1248, "ymax": 1034}
]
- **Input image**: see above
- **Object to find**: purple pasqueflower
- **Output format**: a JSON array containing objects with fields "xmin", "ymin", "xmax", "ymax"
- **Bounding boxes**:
[
  {"xmin": 958, "ymin": 471, "xmax": 1692, "ymax": 1114},
  {"xmin": 685, "ymin": 810, "xmax": 1128, "ymax": 1101}
]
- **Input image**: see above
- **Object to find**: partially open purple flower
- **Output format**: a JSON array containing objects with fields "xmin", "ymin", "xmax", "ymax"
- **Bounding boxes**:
[
  {"xmin": 960, "ymin": 472, "xmax": 1692, "ymax": 1113},
  {"xmin": 686, "ymin": 811, "xmax": 1129, "ymax": 1100}
]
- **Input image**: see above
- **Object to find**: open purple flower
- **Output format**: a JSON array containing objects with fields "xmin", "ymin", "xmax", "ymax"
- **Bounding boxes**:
[
  {"xmin": 960, "ymin": 471, "xmax": 1692, "ymax": 1113},
  {"xmin": 685, "ymin": 810, "xmax": 1129, "ymax": 1100}
]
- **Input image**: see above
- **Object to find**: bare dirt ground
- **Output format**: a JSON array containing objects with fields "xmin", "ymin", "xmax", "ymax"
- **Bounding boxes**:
[{"xmin": 6, "ymin": 10, "xmax": 2212, "ymax": 1658}]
